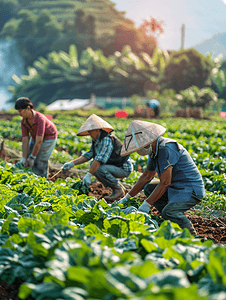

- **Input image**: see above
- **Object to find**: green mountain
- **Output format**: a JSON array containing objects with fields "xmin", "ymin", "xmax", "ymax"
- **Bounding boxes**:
[{"xmin": 21, "ymin": 0, "xmax": 134, "ymax": 37}]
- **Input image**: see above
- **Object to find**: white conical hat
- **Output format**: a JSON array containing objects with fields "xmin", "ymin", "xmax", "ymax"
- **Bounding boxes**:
[
  {"xmin": 77, "ymin": 114, "xmax": 114, "ymax": 136},
  {"xmin": 121, "ymin": 120, "xmax": 166, "ymax": 156}
]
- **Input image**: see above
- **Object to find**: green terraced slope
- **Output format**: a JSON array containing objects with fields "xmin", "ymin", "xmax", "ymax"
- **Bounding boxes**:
[{"xmin": 23, "ymin": 0, "xmax": 134, "ymax": 37}]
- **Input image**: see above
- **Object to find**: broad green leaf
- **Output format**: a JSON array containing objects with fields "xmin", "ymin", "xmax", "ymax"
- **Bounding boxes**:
[
  {"xmin": 147, "ymin": 269, "xmax": 190, "ymax": 288},
  {"xmin": 27, "ymin": 231, "xmax": 49, "ymax": 257},
  {"xmin": 1, "ymin": 217, "xmax": 19, "ymax": 234},
  {"xmin": 103, "ymin": 217, "xmax": 129, "ymax": 238},
  {"xmin": 67, "ymin": 266, "xmax": 91, "ymax": 284},
  {"xmin": 33, "ymin": 202, "xmax": 51, "ymax": 214},
  {"xmin": 106, "ymin": 267, "xmax": 147, "ymax": 294},
  {"xmin": 140, "ymin": 239, "xmax": 160, "ymax": 253},
  {"xmin": 153, "ymin": 221, "xmax": 183, "ymax": 240},
  {"xmin": 18, "ymin": 217, "xmax": 45, "ymax": 233},
  {"xmin": 18, "ymin": 283, "xmax": 34, "ymax": 299},
  {"xmin": 88, "ymin": 269, "xmax": 121, "ymax": 298},
  {"xmin": 60, "ymin": 287, "xmax": 88, "ymax": 300},
  {"xmin": 130, "ymin": 260, "xmax": 159, "ymax": 278},
  {"xmin": 207, "ymin": 247, "xmax": 226, "ymax": 286},
  {"xmin": 50, "ymin": 208, "xmax": 69, "ymax": 226}
]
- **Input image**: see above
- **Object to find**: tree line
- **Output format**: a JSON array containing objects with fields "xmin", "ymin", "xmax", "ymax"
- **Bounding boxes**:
[
  {"xmin": 0, "ymin": 0, "xmax": 163, "ymax": 68},
  {"xmin": 1, "ymin": 0, "xmax": 225, "ymax": 109}
]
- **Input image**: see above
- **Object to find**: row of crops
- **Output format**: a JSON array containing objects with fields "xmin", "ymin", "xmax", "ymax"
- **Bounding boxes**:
[
  {"xmin": 0, "ymin": 116, "xmax": 226, "ymax": 299},
  {"xmin": 2, "ymin": 116, "xmax": 226, "ymax": 215}
]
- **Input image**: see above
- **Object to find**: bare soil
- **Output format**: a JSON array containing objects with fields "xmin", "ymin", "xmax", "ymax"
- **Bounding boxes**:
[{"xmin": 0, "ymin": 278, "xmax": 34, "ymax": 300}]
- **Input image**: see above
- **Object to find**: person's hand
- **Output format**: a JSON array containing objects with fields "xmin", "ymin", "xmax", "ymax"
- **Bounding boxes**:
[
  {"xmin": 27, "ymin": 156, "xmax": 35, "ymax": 168},
  {"xmin": 62, "ymin": 161, "xmax": 74, "ymax": 171},
  {"xmin": 82, "ymin": 172, "xmax": 92, "ymax": 187},
  {"xmin": 137, "ymin": 200, "xmax": 151, "ymax": 214},
  {"xmin": 122, "ymin": 206, "xmax": 137, "ymax": 214},
  {"xmin": 118, "ymin": 193, "xmax": 131, "ymax": 204},
  {"xmin": 19, "ymin": 157, "xmax": 27, "ymax": 167}
]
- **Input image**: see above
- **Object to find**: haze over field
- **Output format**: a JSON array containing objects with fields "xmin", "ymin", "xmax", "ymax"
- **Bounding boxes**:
[
  {"xmin": 1, "ymin": 0, "xmax": 226, "ymax": 110},
  {"xmin": 113, "ymin": 0, "xmax": 226, "ymax": 53}
]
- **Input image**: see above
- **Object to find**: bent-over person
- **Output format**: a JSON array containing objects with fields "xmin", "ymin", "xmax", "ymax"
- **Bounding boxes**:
[
  {"xmin": 118, "ymin": 120, "xmax": 205, "ymax": 236},
  {"xmin": 15, "ymin": 97, "xmax": 57, "ymax": 178}
]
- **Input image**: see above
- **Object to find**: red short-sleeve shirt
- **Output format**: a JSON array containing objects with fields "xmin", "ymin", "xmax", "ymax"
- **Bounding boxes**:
[{"xmin": 21, "ymin": 110, "xmax": 57, "ymax": 141}]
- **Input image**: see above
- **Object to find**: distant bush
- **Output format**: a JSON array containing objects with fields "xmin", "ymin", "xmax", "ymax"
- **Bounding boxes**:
[
  {"xmin": 210, "ymin": 55, "xmax": 226, "ymax": 100},
  {"xmin": 0, "ymin": 0, "xmax": 19, "ymax": 32},
  {"xmin": 160, "ymin": 48, "xmax": 215, "ymax": 93},
  {"xmin": 176, "ymin": 85, "xmax": 218, "ymax": 109}
]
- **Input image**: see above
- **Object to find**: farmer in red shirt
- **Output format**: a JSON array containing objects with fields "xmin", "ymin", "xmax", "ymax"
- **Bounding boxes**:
[{"xmin": 15, "ymin": 97, "xmax": 57, "ymax": 178}]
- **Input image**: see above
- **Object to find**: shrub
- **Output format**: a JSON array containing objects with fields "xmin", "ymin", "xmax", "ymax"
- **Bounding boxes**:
[
  {"xmin": 160, "ymin": 48, "xmax": 215, "ymax": 93},
  {"xmin": 176, "ymin": 85, "xmax": 218, "ymax": 109}
]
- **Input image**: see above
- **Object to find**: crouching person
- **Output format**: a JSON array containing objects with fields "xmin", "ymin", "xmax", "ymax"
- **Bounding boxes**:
[
  {"xmin": 118, "ymin": 120, "xmax": 205, "ymax": 236},
  {"xmin": 62, "ymin": 114, "xmax": 133, "ymax": 200}
]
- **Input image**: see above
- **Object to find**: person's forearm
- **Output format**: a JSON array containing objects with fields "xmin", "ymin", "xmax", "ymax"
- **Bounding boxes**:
[
  {"xmin": 146, "ymin": 183, "xmax": 169, "ymax": 205},
  {"xmin": 22, "ymin": 137, "xmax": 29, "ymax": 158},
  {"xmin": 72, "ymin": 155, "xmax": 89, "ymax": 166},
  {"xmin": 146, "ymin": 166, "xmax": 172, "ymax": 205},
  {"xmin": 89, "ymin": 160, "xmax": 101, "ymax": 174},
  {"xmin": 129, "ymin": 174, "xmax": 154, "ymax": 197},
  {"xmin": 31, "ymin": 135, "xmax": 44, "ymax": 157},
  {"xmin": 31, "ymin": 141, "xmax": 42, "ymax": 157}
]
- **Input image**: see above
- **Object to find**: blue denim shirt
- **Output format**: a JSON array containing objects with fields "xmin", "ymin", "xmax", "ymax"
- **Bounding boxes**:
[{"xmin": 147, "ymin": 137, "xmax": 205, "ymax": 203}]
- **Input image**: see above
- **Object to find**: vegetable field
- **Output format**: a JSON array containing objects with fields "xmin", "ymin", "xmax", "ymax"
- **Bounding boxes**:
[{"xmin": 0, "ymin": 115, "xmax": 226, "ymax": 300}]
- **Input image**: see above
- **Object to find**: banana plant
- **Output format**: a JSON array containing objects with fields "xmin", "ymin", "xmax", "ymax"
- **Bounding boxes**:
[
  {"xmin": 8, "ymin": 44, "xmax": 170, "ymax": 105},
  {"xmin": 111, "ymin": 46, "xmax": 170, "ymax": 91},
  {"xmin": 211, "ymin": 69, "xmax": 226, "ymax": 94}
]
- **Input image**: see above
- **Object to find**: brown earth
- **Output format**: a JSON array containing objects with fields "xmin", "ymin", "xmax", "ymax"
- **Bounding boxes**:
[{"xmin": 0, "ymin": 278, "xmax": 35, "ymax": 300}]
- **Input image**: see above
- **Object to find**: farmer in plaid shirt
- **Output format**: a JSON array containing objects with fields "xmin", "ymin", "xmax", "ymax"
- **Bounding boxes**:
[{"xmin": 62, "ymin": 114, "xmax": 133, "ymax": 200}]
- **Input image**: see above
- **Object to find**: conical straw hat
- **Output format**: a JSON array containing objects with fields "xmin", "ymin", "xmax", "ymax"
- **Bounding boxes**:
[
  {"xmin": 121, "ymin": 120, "xmax": 166, "ymax": 156},
  {"xmin": 77, "ymin": 114, "xmax": 114, "ymax": 136}
]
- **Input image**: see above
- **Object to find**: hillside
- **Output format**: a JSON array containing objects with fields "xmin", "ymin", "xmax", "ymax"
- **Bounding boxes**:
[
  {"xmin": 21, "ymin": 0, "xmax": 134, "ymax": 38},
  {"xmin": 194, "ymin": 32, "xmax": 226, "ymax": 58}
]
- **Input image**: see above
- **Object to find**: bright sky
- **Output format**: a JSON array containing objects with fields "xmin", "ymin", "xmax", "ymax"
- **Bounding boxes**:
[{"xmin": 112, "ymin": 0, "xmax": 226, "ymax": 50}]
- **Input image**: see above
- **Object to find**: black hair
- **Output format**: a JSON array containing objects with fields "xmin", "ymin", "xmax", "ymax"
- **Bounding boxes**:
[{"xmin": 15, "ymin": 97, "xmax": 33, "ymax": 110}]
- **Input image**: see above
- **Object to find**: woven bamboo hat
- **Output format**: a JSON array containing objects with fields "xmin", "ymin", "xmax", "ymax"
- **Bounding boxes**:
[
  {"xmin": 121, "ymin": 120, "xmax": 166, "ymax": 156},
  {"xmin": 77, "ymin": 114, "xmax": 114, "ymax": 136}
]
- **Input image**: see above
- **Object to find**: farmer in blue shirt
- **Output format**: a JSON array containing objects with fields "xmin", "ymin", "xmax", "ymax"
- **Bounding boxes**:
[
  {"xmin": 118, "ymin": 120, "xmax": 205, "ymax": 235},
  {"xmin": 147, "ymin": 99, "xmax": 160, "ymax": 117},
  {"xmin": 62, "ymin": 114, "xmax": 133, "ymax": 200}
]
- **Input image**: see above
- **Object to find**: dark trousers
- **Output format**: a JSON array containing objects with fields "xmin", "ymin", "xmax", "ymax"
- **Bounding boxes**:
[
  {"xmin": 92, "ymin": 163, "xmax": 131, "ymax": 187},
  {"xmin": 144, "ymin": 183, "xmax": 202, "ymax": 229}
]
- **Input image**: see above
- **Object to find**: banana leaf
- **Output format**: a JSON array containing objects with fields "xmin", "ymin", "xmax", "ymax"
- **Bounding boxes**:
[
  {"xmin": 69, "ymin": 44, "xmax": 79, "ymax": 68},
  {"xmin": 27, "ymin": 67, "xmax": 38, "ymax": 77},
  {"xmin": 11, "ymin": 75, "xmax": 22, "ymax": 85},
  {"xmin": 140, "ymin": 52, "xmax": 154, "ymax": 67},
  {"xmin": 33, "ymin": 61, "xmax": 47, "ymax": 71},
  {"xmin": 66, "ymin": 76, "xmax": 87, "ymax": 83}
]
